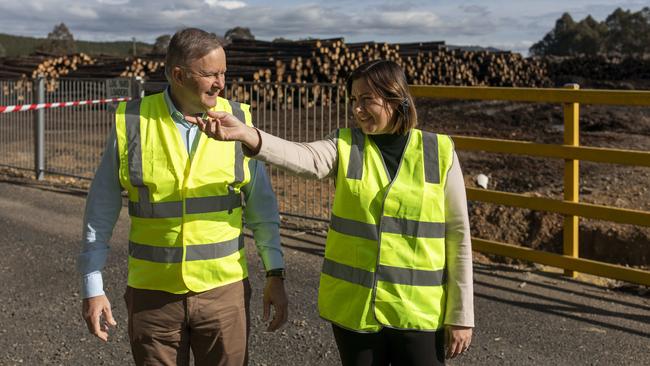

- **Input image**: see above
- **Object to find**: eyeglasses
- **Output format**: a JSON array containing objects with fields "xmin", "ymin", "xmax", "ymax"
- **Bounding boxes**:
[{"xmin": 179, "ymin": 66, "xmax": 226, "ymax": 82}]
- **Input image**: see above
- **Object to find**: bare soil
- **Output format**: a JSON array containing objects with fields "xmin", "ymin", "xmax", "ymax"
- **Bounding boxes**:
[
  {"xmin": 415, "ymin": 97, "xmax": 650, "ymax": 267},
  {"xmin": 1, "ymin": 88, "xmax": 648, "ymax": 269},
  {"xmin": 266, "ymin": 95, "xmax": 650, "ymax": 269}
]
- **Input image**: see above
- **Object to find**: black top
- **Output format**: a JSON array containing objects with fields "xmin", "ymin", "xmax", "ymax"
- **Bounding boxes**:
[{"xmin": 369, "ymin": 132, "xmax": 409, "ymax": 181}]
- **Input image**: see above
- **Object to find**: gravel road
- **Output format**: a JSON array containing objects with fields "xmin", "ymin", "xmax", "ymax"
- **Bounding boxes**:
[{"xmin": 1, "ymin": 179, "xmax": 648, "ymax": 366}]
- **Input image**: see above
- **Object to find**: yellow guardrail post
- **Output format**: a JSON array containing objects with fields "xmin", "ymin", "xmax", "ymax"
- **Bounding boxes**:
[
  {"xmin": 410, "ymin": 84, "xmax": 650, "ymax": 285},
  {"xmin": 563, "ymin": 84, "xmax": 580, "ymax": 278}
]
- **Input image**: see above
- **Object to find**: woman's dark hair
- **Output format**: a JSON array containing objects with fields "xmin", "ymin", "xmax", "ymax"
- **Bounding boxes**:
[{"xmin": 346, "ymin": 59, "xmax": 417, "ymax": 134}]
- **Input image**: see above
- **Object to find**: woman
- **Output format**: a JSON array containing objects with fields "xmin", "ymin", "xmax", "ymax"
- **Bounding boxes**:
[{"xmin": 190, "ymin": 60, "xmax": 474, "ymax": 365}]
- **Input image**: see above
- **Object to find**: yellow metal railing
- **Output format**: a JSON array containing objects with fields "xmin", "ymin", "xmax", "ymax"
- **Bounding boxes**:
[{"xmin": 410, "ymin": 85, "xmax": 650, "ymax": 286}]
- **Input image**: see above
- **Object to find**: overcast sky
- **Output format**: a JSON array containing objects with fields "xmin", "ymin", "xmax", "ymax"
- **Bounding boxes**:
[{"xmin": 0, "ymin": 0, "xmax": 647, "ymax": 55}]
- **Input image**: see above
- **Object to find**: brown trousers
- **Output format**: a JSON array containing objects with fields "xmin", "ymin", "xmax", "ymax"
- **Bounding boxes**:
[{"xmin": 124, "ymin": 279, "xmax": 251, "ymax": 366}]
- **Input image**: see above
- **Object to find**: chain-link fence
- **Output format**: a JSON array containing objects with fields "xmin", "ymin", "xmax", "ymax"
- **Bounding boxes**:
[
  {"xmin": 0, "ymin": 78, "xmax": 350, "ymax": 222},
  {"xmin": 224, "ymin": 81, "xmax": 349, "ymax": 222},
  {"xmin": 0, "ymin": 78, "xmax": 133, "ymax": 179},
  {"xmin": 0, "ymin": 79, "xmax": 35, "ymax": 173}
]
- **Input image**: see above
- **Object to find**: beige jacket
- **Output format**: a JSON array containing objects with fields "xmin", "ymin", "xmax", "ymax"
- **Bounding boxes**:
[{"xmin": 252, "ymin": 129, "xmax": 474, "ymax": 328}]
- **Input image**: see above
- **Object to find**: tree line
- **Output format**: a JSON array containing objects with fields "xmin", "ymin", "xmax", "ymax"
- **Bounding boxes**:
[
  {"xmin": 530, "ymin": 7, "xmax": 650, "ymax": 57},
  {"xmin": 1, "ymin": 7, "xmax": 649, "ymax": 60}
]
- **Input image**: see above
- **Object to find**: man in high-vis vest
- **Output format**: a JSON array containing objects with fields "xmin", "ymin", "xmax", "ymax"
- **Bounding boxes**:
[{"xmin": 77, "ymin": 28, "xmax": 288, "ymax": 366}]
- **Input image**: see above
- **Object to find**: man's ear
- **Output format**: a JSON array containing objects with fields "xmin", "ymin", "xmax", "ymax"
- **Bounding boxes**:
[{"xmin": 171, "ymin": 66, "xmax": 185, "ymax": 85}]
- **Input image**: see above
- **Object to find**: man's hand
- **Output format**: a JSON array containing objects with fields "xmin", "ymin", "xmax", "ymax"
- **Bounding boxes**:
[
  {"xmin": 263, "ymin": 277, "xmax": 288, "ymax": 331},
  {"xmin": 445, "ymin": 325, "xmax": 472, "ymax": 359},
  {"xmin": 185, "ymin": 111, "xmax": 260, "ymax": 150},
  {"xmin": 82, "ymin": 295, "xmax": 117, "ymax": 342}
]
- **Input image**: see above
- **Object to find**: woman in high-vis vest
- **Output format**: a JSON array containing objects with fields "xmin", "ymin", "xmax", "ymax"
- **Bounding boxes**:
[{"xmin": 189, "ymin": 60, "xmax": 473, "ymax": 365}]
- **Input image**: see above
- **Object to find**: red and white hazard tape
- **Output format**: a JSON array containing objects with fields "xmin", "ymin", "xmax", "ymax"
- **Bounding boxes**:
[{"xmin": 0, "ymin": 97, "xmax": 132, "ymax": 113}]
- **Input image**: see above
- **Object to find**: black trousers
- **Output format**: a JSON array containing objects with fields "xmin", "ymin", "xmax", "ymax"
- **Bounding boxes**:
[{"xmin": 332, "ymin": 324, "xmax": 445, "ymax": 366}]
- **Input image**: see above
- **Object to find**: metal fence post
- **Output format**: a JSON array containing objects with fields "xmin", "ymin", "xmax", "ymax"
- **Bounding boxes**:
[
  {"xmin": 33, "ymin": 76, "xmax": 45, "ymax": 180},
  {"xmin": 131, "ymin": 76, "xmax": 144, "ymax": 98},
  {"xmin": 563, "ymin": 83, "xmax": 580, "ymax": 277}
]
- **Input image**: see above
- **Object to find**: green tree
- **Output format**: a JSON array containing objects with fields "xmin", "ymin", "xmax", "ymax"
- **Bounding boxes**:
[
  {"xmin": 530, "ymin": 13, "xmax": 608, "ymax": 56},
  {"xmin": 0, "ymin": 42, "xmax": 6, "ymax": 57},
  {"xmin": 530, "ymin": 13, "xmax": 578, "ymax": 56},
  {"xmin": 225, "ymin": 27, "xmax": 255, "ymax": 41},
  {"xmin": 604, "ymin": 7, "xmax": 650, "ymax": 56},
  {"xmin": 531, "ymin": 7, "xmax": 650, "ymax": 57},
  {"xmin": 152, "ymin": 34, "xmax": 171, "ymax": 55},
  {"xmin": 37, "ymin": 23, "xmax": 76, "ymax": 55},
  {"xmin": 571, "ymin": 15, "xmax": 608, "ymax": 55}
]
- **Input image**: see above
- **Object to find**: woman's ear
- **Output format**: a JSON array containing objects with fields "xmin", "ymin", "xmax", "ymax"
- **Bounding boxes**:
[
  {"xmin": 384, "ymin": 99, "xmax": 398, "ymax": 118},
  {"xmin": 399, "ymin": 98, "xmax": 410, "ymax": 118}
]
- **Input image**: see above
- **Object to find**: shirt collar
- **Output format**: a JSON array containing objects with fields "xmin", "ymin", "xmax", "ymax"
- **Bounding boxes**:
[{"xmin": 164, "ymin": 87, "xmax": 196, "ymax": 128}]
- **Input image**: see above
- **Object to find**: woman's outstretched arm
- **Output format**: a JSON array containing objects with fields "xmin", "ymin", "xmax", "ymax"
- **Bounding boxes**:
[
  {"xmin": 254, "ymin": 129, "xmax": 337, "ymax": 180},
  {"xmin": 188, "ymin": 111, "xmax": 338, "ymax": 180}
]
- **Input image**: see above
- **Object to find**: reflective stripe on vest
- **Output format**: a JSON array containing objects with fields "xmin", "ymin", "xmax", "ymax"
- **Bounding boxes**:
[
  {"xmin": 116, "ymin": 93, "xmax": 253, "ymax": 294},
  {"xmin": 319, "ymin": 128, "xmax": 454, "ymax": 332},
  {"xmin": 124, "ymin": 98, "xmax": 246, "ymax": 219},
  {"xmin": 322, "ymin": 258, "xmax": 446, "ymax": 288},
  {"xmin": 331, "ymin": 213, "xmax": 445, "ymax": 240},
  {"xmin": 346, "ymin": 127, "xmax": 365, "ymax": 180},
  {"xmin": 129, "ymin": 235, "xmax": 244, "ymax": 263},
  {"xmin": 345, "ymin": 127, "xmax": 441, "ymax": 183},
  {"xmin": 230, "ymin": 103, "xmax": 246, "ymax": 185}
]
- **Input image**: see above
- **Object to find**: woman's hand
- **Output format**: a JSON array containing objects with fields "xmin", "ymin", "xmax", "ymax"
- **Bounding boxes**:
[
  {"xmin": 185, "ymin": 111, "xmax": 261, "ymax": 150},
  {"xmin": 445, "ymin": 325, "xmax": 473, "ymax": 359}
]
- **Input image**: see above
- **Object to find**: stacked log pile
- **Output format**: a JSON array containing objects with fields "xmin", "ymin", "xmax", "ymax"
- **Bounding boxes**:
[
  {"xmin": 4, "ymin": 42, "xmax": 650, "ymax": 87},
  {"xmin": 30, "ymin": 53, "xmax": 95, "ymax": 79},
  {"xmin": 0, "ymin": 39, "xmax": 553, "ymax": 86},
  {"xmin": 227, "ymin": 39, "xmax": 553, "ymax": 107},
  {"xmin": 249, "ymin": 39, "xmax": 551, "ymax": 88},
  {"xmin": 228, "ymin": 38, "xmax": 320, "ymax": 82},
  {"xmin": 0, "ymin": 77, "xmax": 32, "ymax": 102},
  {"xmin": 5, "ymin": 40, "xmax": 650, "ymax": 103},
  {"xmin": 0, "ymin": 53, "xmax": 92, "ymax": 78},
  {"xmin": 0, "ymin": 56, "xmax": 44, "ymax": 79},
  {"xmin": 66, "ymin": 55, "xmax": 126, "ymax": 78},
  {"xmin": 120, "ymin": 57, "xmax": 165, "ymax": 80},
  {"xmin": 0, "ymin": 53, "xmax": 98, "ymax": 91},
  {"xmin": 545, "ymin": 55, "xmax": 650, "ymax": 81}
]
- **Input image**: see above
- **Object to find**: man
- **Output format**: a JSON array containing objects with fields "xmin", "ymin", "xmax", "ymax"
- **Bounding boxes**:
[{"xmin": 78, "ymin": 28, "xmax": 288, "ymax": 366}]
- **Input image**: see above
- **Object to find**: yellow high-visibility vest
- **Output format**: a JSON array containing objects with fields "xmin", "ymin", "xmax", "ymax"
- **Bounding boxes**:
[
  {"xmin": 115, "ymin": 92, "xmax": 253, "ymax": 293},
  {"xmin": 319, "ymin": 128, "xmax": 454, "ymax": 331}
]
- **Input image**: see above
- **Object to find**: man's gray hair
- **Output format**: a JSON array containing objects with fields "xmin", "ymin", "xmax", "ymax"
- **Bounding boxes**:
[{"xmin": 164, "ymin": 28, "xmax": 223, "ymax": 82}]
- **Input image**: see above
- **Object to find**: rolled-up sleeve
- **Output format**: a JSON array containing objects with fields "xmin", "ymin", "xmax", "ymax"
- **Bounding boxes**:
[{"xmin": 242, "ymin": 159, "xmax": 284, "ymax": 270}]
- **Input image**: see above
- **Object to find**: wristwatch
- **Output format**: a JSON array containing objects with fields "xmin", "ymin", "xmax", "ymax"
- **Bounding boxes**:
[{"xmin": 266, "ymin": 268, "xmax": 285, "ymax": 279}]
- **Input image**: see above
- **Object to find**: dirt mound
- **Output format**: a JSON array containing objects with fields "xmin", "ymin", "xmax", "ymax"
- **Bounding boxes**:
[{"xmin": 416, "ymin": 96, "xmax": 650, "ymax": 268}]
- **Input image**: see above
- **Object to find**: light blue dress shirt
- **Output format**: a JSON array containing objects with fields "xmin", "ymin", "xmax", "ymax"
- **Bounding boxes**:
[{"xmin": 77, "ymin": 89, "xmax": 284, "ymax": 298}]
